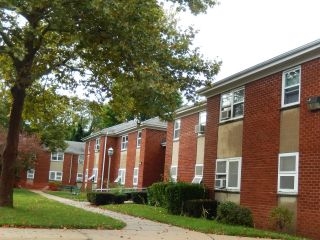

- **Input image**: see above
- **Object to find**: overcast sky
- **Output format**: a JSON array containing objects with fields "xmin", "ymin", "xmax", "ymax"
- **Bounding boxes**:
[{"xmin": 177, "ymin": 0, "xmax": 320, "ymax": 80}]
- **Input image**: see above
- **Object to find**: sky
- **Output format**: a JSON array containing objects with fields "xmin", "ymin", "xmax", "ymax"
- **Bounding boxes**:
[{"xmin": 176, "ymin": 0, "xmax": 320, "ymax": 80}]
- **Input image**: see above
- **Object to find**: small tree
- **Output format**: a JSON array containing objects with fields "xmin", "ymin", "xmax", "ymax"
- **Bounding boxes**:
[{"xmin": 269, "ymin": 206, "xmax": 294, "ymax": 232}]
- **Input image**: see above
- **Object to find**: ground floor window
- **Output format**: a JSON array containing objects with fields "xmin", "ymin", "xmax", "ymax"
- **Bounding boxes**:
[
  {"xmin": 133, "ymin": 168, "xmax": 139, "ymax": 186},
  {"xmin": 114, "ymin": 168, "xmax": 126, "ymax": 185},
  {"xmin": 76, "ymin": 173, "xmax": 83, "ymax": 182},
  {"xmin": 88, "ymin": 168, "xmax": 98, "ymax": 183},
  {"xmin": 170, "ymin": 165, "xmax": 178, "ymax": 182},
  {"xmin": 192, "ymin": 164, "xmax": 203, "ymax": 184},
  {"xmin": 27, "ymin": 169, "xmax": 35, "ymax": 179},
  {"xmin": 215, "ymin": 157, "xmax": 241, "ymax": 191},
  {"xmin": 278, "ymin": 152, "xmax": 299, "ymax": 194},
  {"xmin": 49, "ymin": 171, "xmax": 62, "ymax": 181}
]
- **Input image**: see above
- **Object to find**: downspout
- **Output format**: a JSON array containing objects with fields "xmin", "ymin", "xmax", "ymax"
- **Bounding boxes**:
[
  {"xmin": 100, "ymin": 134, "xmax": 108, "ymax": 189},
  {"xmin": 69, "ymin": 154, "xmax": 73, "ymax": 184}
]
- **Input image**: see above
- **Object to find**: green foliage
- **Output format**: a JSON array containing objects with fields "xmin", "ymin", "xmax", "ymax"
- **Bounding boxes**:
[
  {"xmin": 269, "ymin": 206, "xmax": 294, "ymax": 231},
  {"xmin": 216, "ymin": 201, "xmax": 253, "ymax": 227},
  {"xmin": 183, "ymin": 199, "xmax": 218, "ymax": 219},
  {"xmin": 165, "ymin": 182, "xmax": 208, "ymax": 215},
  {"xmin": 148, "ymin": 182, "xmax": 173, "ymax": 207},
  {"xmin": 131, "ymin": 191, "xmax": 148, "ymax": 204},
  {"xmin": 87, "ymin": 192, "xmax": 126, "ymax": 206}
]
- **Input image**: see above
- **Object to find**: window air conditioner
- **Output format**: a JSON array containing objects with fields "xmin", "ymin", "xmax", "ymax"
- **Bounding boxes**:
[
  {"xmin": 194, "ymin": 124, "xmax": 205, "ymax": 134},
  {"xmin": 221, "ymin": 109, "xmax": 231, "ymax": 120},
  {"xmin": 307, "ymin": 96, "xmax": 320, "ymax": 111},
  {"xmin": 215, "ymin": 179, "xmax": 226, "ymax": 189}
]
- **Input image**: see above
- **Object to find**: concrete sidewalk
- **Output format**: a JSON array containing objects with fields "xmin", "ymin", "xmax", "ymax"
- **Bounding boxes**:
[{"xmin": 0, "ymin": 191, "xmax": 273, "ymax": 240}]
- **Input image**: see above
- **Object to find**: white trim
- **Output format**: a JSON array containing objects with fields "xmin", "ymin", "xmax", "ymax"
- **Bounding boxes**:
[
  {"xmin": 121, "ymin": 135, "xmax": 128, "ymax": 150},
  {"xmin": 220, "ymin": 87, "xmax": 245, "ymax": 123},
  {"xmin": 170, "ymin": 165, "xmax": 178, "ymax": 182},
  {"xmin": 278, "ymin": 152, "xmax": 299, "ymax": 194},
  {"xmin": 215, "ymin": 157, "xmax": 241, "ymax": 191},
  {"xmin": 76, "ymin": 173, "xmax": 83, "ymax": 182},
  {"xmin": 173, "ymin": 119, "xmax": 181, "ymax": 140},
  {"xmin": 281, "ymin": 66, "xmax": 301, "ymax": 108},
  {"xmin": 94, "ymin": 138, "xmax": 100, "ymax": 152},
  {"xmin": 133, "ymin": 167, "xmax": 139, "ymax": 186},
  {"xmin": 136, "ymin": 131, "xmax": 142, "ymax": 148},
  {"xmin": 114, "ymin": 168, "xmax": 126, "ymax": 185},
  {"xmin": 51, "ymin": 152, "xmax": 64, "ymax": 161},
  {"xmin": 192, "ymin": 164, "xmax": 203, "ymax": 183},
  {"xmin": 49, "ymin": 171, "xmax": 63, "ymax": 181},
  {"xmin": 27, "ymin": 169, "xmax": 35, "ymax": 179}
]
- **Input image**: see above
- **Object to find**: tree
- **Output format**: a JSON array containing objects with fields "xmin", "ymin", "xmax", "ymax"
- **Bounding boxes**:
[{"xmin": 0, "ymin": 0, "xmax": 220, "ymax": 207}]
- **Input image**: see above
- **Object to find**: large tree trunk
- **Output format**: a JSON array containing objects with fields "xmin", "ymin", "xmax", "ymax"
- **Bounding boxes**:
[{"xmin": 0, "ymin": 86, "xmax": 26, "ymax": 207}]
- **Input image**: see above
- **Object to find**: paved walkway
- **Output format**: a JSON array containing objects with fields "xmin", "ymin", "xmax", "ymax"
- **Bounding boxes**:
[{"xmin": 0, "ymin": 191, "xmax": 273, "ymax": 240}]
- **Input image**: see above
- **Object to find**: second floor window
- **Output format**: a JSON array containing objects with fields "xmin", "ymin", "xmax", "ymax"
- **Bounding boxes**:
[
  {"xmin": 173, "ymin": 119, "xmax": 181, "ymax": 140},
  {"xmin": 282, "ymin": 66, "xmax": 301, "ymax": 107},
  {"xmin": 78, "ymin": 154, "xmax": 84, "ymax": 164},
  {"xmin": 121, "ymin": 135, "xmax": 128, "ymax": 150},
  {"xmin": 95, "ymin": 138, "xmax": 100, "ymax": 152},
  {"xmin": 220, "ymin": 87, "xmax": 245, "ymax": 122},
  {"xmin": 136, "ymin": 131, "xmax": 142, "ymax": 148},
  {"xmin": 51, "ymin": 152, "xmax": 64, "ymax": 161}
]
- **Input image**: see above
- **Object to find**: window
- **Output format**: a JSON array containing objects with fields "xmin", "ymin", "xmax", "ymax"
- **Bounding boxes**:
[
  {"xmin": 215, "ymin": 158, "xmax": 241, "ymax": 191},
  {"xmin": 133, "ymin": 167, "xmax": 139, "ymax": 186},
  {"xmin": 78, "ymin": 154, "xmax": 84, "ymax": 165},
  {"xmin": 220, "ymin": 87, "xmax": 245, "ymax": 122},
  {"xmin": 27, "ymin": 169, "xmax": 35, "ymax": 179},
  {"xmin": 136, "ymin": 131, "xmax": 142, "ymax": 148},
  {"xmin": 192, "ymin": 164, "xmax": 203, "ymax": 183},
  {"xmin": 51, "ymin": 152, "xmax": 64, "ymax": 161},
  {"xmin": 76, "ymin": 173, "xmax": 83, "ymax": 182},
  {"xmin": 95, "ymin": 138, "xmax": 100, "ymax": 152},
  {"xmin": 90, "ymin": 168, "xmax": 98, "ymax": 183},
  {"xmin": 278, "ymin": 153, "xmax": 299, "ymax": 194},
  {"xmin": 49, "ymin": 171, "xmax": 63, "ymax": 181},
  {"xmin": 170, "ymin": 165, "xmax": 178, "ymax": 182},
  {"xmin": 173, "ymin": 119, "xmax": 181, "ymax": 140},
  {"xmin": 121, "ymin": 135, "xmax": 128, "ymax": 150},
  {"xmin": 85, "ymin": 169, "xmax": 88, "ymax": 181},
  {"xmin": 282, "ymin": 66, "xmax": 301, "ymax": 107},
  {"xmin": 114, "ymin": 168, "xmax": 126, "ymax": 185},
  {"xmin": 196, "ymin": 111, "xmax": 207, "ymax": 135},
  {"xmin": 88, "ymin": 141, "xmax": 91, "ymax": 154}
]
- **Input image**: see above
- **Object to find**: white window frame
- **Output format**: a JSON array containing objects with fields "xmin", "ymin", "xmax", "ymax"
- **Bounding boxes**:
[
  {"xmin": 281, "ymin": 66, "xmax": 301, "ymax": 108},
  {"xmin": 170, "ymin": 165, "xmax": 178, "ymax": 182},
  {"xmin": 78, "ymin": 154, "xmax": 84, "ymax": 165},
  {"xmin": 76, "ymin": 173, "xmax": 83, "ymax": 182},
  {"xmin": 92, "ymin": 168, "xmax": 98, "ymax": 183},
  {"xmin": 49, "ymin": 171, "xmax": 63, "ymax": 181},
  {"xmin": 121, "ymin": 135, "xmax": 129, "ymax": 150},
  {"xmin": 215, "ymin": 158, "xmax": 241, "ymax": 191},
  {"xmin": 114, "ymin": 168, "xmax": 126, "ymax": 185},
  {"xmin": 51, "ymin": 152, "xmax": 64, "ymax": 161},
  {"xmin": 133, "ymin": 167, "xmax": 139, "ymax": 186},
  {"xmin": 173, "ymin": 119, "xmax": 181, "ymax": 140},
  {"xmin": 192, "ymin": 164, "xmax": 203, "ymax": 184},
  {"xmin": 95, "ymin": 138, "xmax": 100, "ymax": 152},
  {"xmin": 88, "ymin": 141, "xmax": 91, "ymax": 154},
  {"xmin": 278, "ymin": 152, "xmax": 299, "ymax": 194},
  {"xmin": 27, "ymin": 169, "xmax": 35, "ymax": 179},
  {"xmin": 220, "ymin": 87, "xmax": 245, "ymax": 122},
  {"xmin": 85, "ymin": 169, "xmax": 88, "ymax": 181},
  {"xmin": 136, "ymin": 131, "xmax": 142, "ymax": 148}
]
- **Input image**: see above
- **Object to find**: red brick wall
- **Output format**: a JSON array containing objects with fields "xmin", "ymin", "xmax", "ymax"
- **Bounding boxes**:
[
  {"xmin": 140, "ymin": 129, "xmax": 166, "ymax": 187},
  {"xmin": 83, "ymin": 139, "xmax": 95, "ymax": 189},
  {"xmin": 297, "ymin": 58, "xmax": 320, "ymax": 239},
  {"xmin": 241, "ymin": 73, "xmax": 281, "ymax": 228},
  {"xmin": 125, "ymin": 131, "xmax": 137, "ymax": 187},
  {"xmin": 62, "ymin": 153, "xmax": 79, "ymax": 185},
  {"xmin": 164, "ymin": 122, "xmax": 174, "ymax": 181},
  {"xmin": 177, "ymin": 113, "xmax": 198, "ymax": 182},
  {"xmin": 203, "ymin": 96, "xmax": 220, "ymax": 197}
]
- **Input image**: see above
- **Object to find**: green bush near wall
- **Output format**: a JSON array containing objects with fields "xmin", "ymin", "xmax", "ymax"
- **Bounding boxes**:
[
  {"xmin": 87, "ymin": 192, "xmax": 126, "ymax": 206},
  {"xmin": 183, "ymin": 199, "xmax": 218, "ymax": 219},
  {"xmin": 148, "ymin": 182, "xmax": 173, "ymax": 207}
]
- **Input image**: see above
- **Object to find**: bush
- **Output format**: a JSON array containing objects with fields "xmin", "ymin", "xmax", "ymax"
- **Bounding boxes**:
[
  {"xmin": 183, "ymin": 199, "xmax": 218, "ymax": 219},
  {"xmin": 131, "ymin": 192, "xmax": 148, "ymax": 204},
  {"xmin": 165, "ymin": 183, "xmax": 208, "ymax": 215},
  {"xmin": 113, "ymin": 194, "xmax": 127, "ymax": 204},
  {"xmin": 269, "ymin": 206, "xmax": 293, "ymax": 231},
  {"xmin": 216, "ymin": 201, "xmax": 253, "ymax": 227},
  {"xmin": 87, "ymin": 192, "xmax": 121, "ymax": 206},
  {"xmin": 148, "ymin": 182, "xmax": 173, "ymax": 207}
]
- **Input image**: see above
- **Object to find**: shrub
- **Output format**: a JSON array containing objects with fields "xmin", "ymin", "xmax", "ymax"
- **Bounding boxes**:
[
  {"xmin": 269, "ymin": 206, "xmax": 293, "ymax": 231},
  {"xmin": 216, "ymin": 201, "xmax": 253, "ymax": 227},
  {"xmin": 86, "ymin": 192, "xmax": 115, "ymax": 206},
  {"xmin": 131, "ymin": 192, "xmax": 148, "ymax": 204},
  {"xmin": 183, "ymin": 199, "xmax": 218, "ymax": 219},
  {"xmin": 165, "ymin": 183, "xmax": 208, "ymax": 215},
  {"xmin": 113, "ymin": 194, "xmax": 127, "ymax": 204},
  {"xmin": 148, "ymin": 182, "xmax": 173, "ymax": 207}
]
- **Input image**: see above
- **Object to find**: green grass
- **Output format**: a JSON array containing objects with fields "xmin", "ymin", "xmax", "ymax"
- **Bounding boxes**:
[
  {"xmin": 45, "ymin": 190, "xmax": 88, "ymax": 201},
  {"xmin": 0, "ymin": 189, "xmax": 125, "ymax": 229},
  {"xmin": 103, "ymin": 203, "xmax": 307, "ymax": 240}
]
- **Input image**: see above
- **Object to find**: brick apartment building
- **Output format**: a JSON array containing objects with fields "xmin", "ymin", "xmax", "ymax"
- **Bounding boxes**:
[
  {"xmin": 194, "ymin": 39, "xmax": 320, "ymax": 239},
  {"xmin": 82, "ymin": 117, "xmax": 167, "ymax": 190}
]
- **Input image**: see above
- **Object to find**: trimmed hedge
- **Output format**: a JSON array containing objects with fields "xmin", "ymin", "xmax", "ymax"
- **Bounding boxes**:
[
  {"xmin": 165, "ymin": 183, "xmax": 208, "ymax": 215},
  {"xmin": 131, "ymin": 192, "xmax": 148, "ymax": 204},
  {"xmin": 216, "ymin": 201, "xmax": 253, "ymax": 227},
  {"xmin": 87, "ymin": 192, "xmax": 126, "ymax": 205},
  {"xmin": 183, "ymin": 199, "xmax": 218, "ymax": 219},
  {"xmin": 148, "ymin": 182, "xmax": 173, "ymax": 207}
]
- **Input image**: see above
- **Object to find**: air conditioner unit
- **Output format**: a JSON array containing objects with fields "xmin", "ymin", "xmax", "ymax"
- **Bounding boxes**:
[
  {"xmin": 307, "ymin": 96, "xmax": 320, "ymax": 111},
  {"xmin": 194, "ymin": 124, "xmax": 205, "ymax": 134},
  {"xmin": 215, "ymin": 179, "xmax": 226, "ymax": 189},
  {"xmin": 221, "ymin": 109, "xmax": 231, "ymax": 120}
]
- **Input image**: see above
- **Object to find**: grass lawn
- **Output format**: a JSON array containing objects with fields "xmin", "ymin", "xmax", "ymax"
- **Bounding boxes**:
[
  {"xmin": 0, "ymin": 189, "xmax": 125, "ymax": 229},
  {"xmin": 45, "ymin": 190, "xmax": 88, "ymax": 201},
  {"xmin": 103, "ymin": 203, "xmax": 307, "ymax": 240}
]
